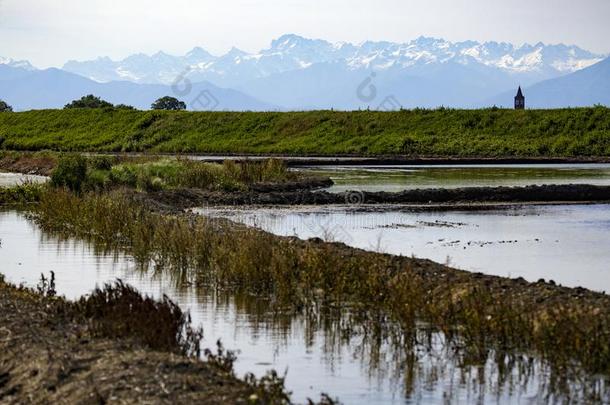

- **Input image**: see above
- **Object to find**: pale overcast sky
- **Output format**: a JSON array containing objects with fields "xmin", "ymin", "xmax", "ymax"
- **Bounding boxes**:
[{"xmin": 1, "ymin": 0, "xmax": 609, "ymax": 68}]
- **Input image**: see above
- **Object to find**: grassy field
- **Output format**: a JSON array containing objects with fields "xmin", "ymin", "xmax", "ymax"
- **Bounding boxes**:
[{"xmin": 0, "ymin": 107, "xmax": 609, "ymax": 157}]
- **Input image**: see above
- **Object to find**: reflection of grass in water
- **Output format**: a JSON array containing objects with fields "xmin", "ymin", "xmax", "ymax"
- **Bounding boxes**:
[
  {"xmin": 207, "ymin": 290, "xmax": 608, "ymax": 402},
  {"xmin": 309, "ymin": 167, "xmax": 610, "ymax": 191},
  {"xmin": 30, "ymin": 188, "xmax": 610, "ymax": 402}
]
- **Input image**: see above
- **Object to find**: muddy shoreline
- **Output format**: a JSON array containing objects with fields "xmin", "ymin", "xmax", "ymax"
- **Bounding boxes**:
[
  {"xmin": 138, "ymin": 184, "xmax": 610, "ymax": 211},
  {"xmin": 4, "ymin": 151, "xmax": 610, "ymax": 168},
  {"xmin": 0, "ymin": 278, "xmax": 287, "ymax": 404},
  {"xmin": 0, "ymin": 153, "xmax": 55, "ymax": 176},
  {"xmin": 84, "ymin": 153, "xmax": 610, "ymax": 165}
]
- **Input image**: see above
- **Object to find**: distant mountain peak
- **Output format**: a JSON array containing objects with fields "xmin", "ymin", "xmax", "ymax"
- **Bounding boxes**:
[
  {"xmin": 59, "ymin": 34, "xmax": 606, "ymax": 88},
  {"xmin": 186, "ymin": 46, "xmax": 213, "ymax": 59},
  {"xmin": 272, "ymin": 33, "xmax": 307, "ymax": 45},
  {"xmin": 224, "ymin": 47, "xmax": 248, "ymax": 57}
]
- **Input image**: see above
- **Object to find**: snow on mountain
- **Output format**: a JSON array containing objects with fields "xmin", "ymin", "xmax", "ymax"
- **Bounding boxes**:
[
  {"xmin": 62, "ymin": 35, "xmax": 606, "ymax": 88},
  {"xmin": 3, "ymin": 36, "xmax": 605, "ymax": 110},
  {"xmin": 0, "ymin": 57, "xmax": 36, "ymax": 71},
  {"xmin": 485, "ymin": 57, "xmax": 610, "ymax": 108}
]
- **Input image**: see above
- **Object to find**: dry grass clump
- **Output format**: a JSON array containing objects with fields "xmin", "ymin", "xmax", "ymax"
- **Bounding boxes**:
[{"xmin": 74, "ymin": 281, "xmax": 203, "ymax": 356}]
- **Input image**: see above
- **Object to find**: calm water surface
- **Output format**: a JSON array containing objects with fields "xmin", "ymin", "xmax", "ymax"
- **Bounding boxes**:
[
  {"xmin": 298, "ymin": 164, "xmax": 610, "ymax": 193},
  {"xmin": 196, "ymin": 204, "xmax": 610, "ymax": 293},
  {"xmin": 2, "ymin": 209, "xmax": 606, "ymax": 403},
  {"xmin": 0, "ymin": 172, "xmax": 48, "ymax": 187}
]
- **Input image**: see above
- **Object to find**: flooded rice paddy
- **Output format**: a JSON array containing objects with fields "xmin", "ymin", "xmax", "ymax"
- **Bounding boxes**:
[
  {"xmin": 0, "ymin": 172, "xmax": 48, "ymax": 187},
  {"xmin": 2, "ymin": 164, "xmax": 610, "ymax": 403},
  {"xmin": 2, "ymin": 206, "xmax": 609, "ymax": 403},
  {"xmin": 298, "ymin": 164, "xmax": 610, "ymax": 193},
  {"xmin": 196, "ymin": 204, "xmax": 610, "ymax": 293},
  {"xmin": 0, "ymin": 211, "xmax": 517, "ymax": 403}
]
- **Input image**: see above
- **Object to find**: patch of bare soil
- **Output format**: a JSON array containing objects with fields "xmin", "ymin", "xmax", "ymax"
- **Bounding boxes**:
[
  {"xmin": 0, "ymin": 155, "xmax": 56, "ymax": 176},
  {"xmin": 0, "ymin": 279, "xmax": 278, "ymax": 404},
  {"xmin": 136, "ymin": 184, "xmax": 610, "ymax": 211}
]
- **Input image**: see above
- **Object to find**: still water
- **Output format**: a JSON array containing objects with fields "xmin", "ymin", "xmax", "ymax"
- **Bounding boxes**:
[
  {"xmin": 2, "ymin": 209, "xmax": 606, "ymax": 403},
  {"xmin": 0, "ymin": 172, "xmax": 48, "ymax": 187},
  {"xmin": 196, "ymin": 204, "xmax": 610, "ymax": 293},
  {"xmin": 298, "ymin": 164, "xmax": 610, "ymax": 193}
]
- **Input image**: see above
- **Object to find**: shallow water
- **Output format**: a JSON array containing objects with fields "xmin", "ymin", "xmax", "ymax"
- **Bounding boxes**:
[
  {"xmin": 2, "ymin": 210, "xmax": 606, "ymax": 403},
  {"xmin": 196, "ymin": 204, "xmax": 610, "ymax": 293},
  {"xmin": 0, "ymin": 172, "xmax": 48, "ymax": 187},
  {"xmin": 297, "ymin": 164, "xmax": 610, "ymax": 193}
]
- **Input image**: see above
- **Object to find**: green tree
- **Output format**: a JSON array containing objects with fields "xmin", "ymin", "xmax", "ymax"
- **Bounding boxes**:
[
  {"xmin": 151, "ymin": 96, "xmax": 187, "ymax": 111},
  {"xmin": 0, "ymin": 100, "xmax": 13, "ymax": 112},
  {"xmin": 65, "ymin": 94, "xmax": 113, "ymax": 109},
  {"xmin": 114, "ymin": 104, "xmax": 137, "ymax": 110}
]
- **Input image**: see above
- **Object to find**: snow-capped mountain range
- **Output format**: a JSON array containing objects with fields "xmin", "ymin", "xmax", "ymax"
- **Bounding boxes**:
[
  {"xmin": 61, "ymin": 34, "xmax": 605, "ymax": 87},
  {"xmin": 1, "ymin": 34, "xmax": 609, "ymax": 110}
]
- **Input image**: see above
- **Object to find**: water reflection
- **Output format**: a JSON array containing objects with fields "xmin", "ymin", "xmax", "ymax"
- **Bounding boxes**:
[
  {"xmin": 0, "ymin": 210, "xmax": 608, "ymax": 403},
  {"xmin": 196, "ymin": 204, "xmax": 610, "ymax": 293},
  {"xmin": 297, "ymin": 164, "xmax": 610, "ymax": 193},
  {"xmin": 0, "ymin": 172, "xmax": 48, "ymax": 187}
]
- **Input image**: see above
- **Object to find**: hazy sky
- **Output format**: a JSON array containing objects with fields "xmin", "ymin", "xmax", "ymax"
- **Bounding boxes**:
[{"xmin": 1, "ymin": 0, "xmax": 609, "ymax": 68}]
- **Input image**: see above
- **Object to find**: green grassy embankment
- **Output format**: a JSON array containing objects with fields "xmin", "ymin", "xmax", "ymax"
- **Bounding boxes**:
[{"xmin": 0, "ymin": 107, "xmax": 609, "ymax": 157}]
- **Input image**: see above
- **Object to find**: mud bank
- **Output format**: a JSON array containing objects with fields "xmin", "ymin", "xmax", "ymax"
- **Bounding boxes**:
[
  {"xmin": 138, "ymin": 184, "xmax": 610, "ymax": 210},
  {"xmin": 285, "ymin": 156, "xmax": 610, "ymax": 167},
  {"xmin": 0, "ymin": 153, "xmax": 56, "ymax": 176},
  {"xmin": 75, "ymin": 153, "xmax": 610, "ymax": 165},
  {"xmin": 0, "ymin": 277, "xmax": 300, "ymax": 404}
]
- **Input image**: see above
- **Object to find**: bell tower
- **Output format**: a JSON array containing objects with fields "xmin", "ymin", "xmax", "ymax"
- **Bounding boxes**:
[{"xmin": 514, "ymin": 86, "xmax": 525, "ymax": 110}]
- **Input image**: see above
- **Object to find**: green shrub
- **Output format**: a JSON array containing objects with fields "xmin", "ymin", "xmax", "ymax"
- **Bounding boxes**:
[
  {"xmin": 0, "ymin": 183, "xmax": 44, "ymax": 205},
  {"xmin": 84, "ymin": 169, "xmax": 111, "ymax": 191},
  {"xmin": 50, "ymin": 155, "xmax": 88, "ymax": 192},
  {"xmin": 89, "ymin": 155, "xmax": 115, "ymax": 171}
]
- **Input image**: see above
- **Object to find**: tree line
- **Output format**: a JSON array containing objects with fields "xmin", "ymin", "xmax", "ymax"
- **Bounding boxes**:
[{"xmin": 0, "ymin": 95, "xmax": 188, "ymax": 112}]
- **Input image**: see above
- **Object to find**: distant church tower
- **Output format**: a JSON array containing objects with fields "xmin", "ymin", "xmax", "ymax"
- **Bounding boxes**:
[{"xmin": 514, "ymin": 86, "xmax": 525, "ymax": 110}]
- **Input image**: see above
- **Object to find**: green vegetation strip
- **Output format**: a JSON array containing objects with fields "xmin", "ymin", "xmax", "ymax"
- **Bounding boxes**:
[
  {"xmin": 1, "ymin": 108, "xmax": 609, "ymax": 157},
  {"xmin": 0, "ymin": 183, "xmax": 43, "ymax": 205},
  {"xmin": 48, "ymin": 154, "xmax": 299, "ymax": 192},
  {"xmin": 30, "ymin": 188, "xmax": 610, "ymax": 381}
]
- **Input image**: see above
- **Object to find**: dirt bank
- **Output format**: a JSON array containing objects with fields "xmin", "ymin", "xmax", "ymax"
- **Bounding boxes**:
[
  {"xmin": 0, "ymin": 277, "xmax": 293, "ymax": 404},
  {"xmin": 136, "ymin": 184, "xmax": 610, "ymax": 210},
  {"xmin": 285, "ymin": 156, "xmax": 610, "ymax": 166},
  {"xmin": 99, "ymin": 154, "xmax": 609, "ymax": 166},
  {"xmin": 0, "ymin": 153, "xmax": 56, "ymax": 176}
]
